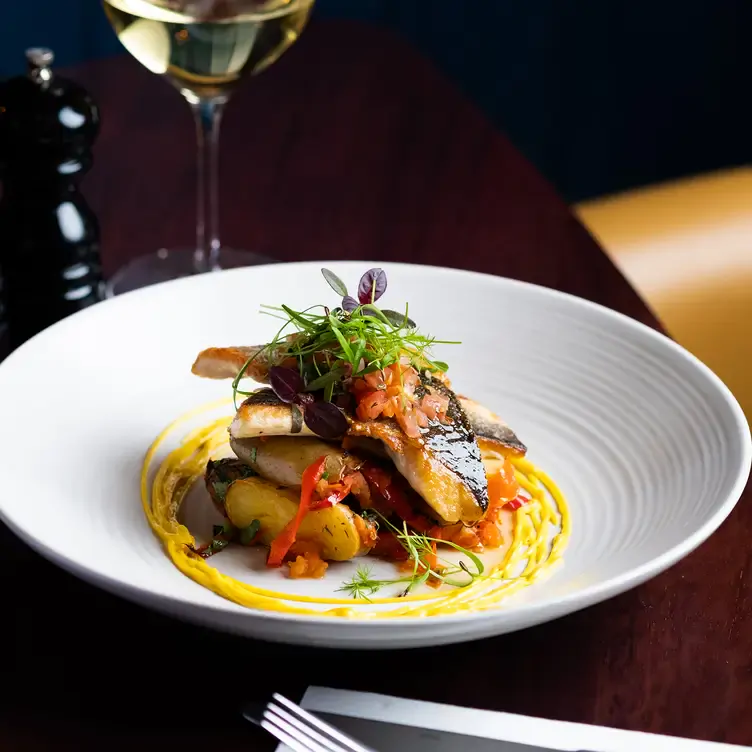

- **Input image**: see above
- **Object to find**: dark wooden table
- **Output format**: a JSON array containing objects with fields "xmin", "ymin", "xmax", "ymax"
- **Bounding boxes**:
[{"xmin": 2, "ymin": 18, "xmax": 751, "ymax": 751}]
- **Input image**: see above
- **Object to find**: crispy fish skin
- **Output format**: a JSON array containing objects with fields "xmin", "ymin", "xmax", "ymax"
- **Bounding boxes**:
[
  {"xmin": 229, "ymin": 389, "xmax": 317, "ymax": 439},
  {"xmin": 348, "ymin": 419, "xmax": 487, "ymax": 525},
  {"xmin": 420, "ymin": 378, "xmax": 488, "ymax": 520},
  {"xmin": 457, "ymin": 395, "xmax": 527, "ymax": 456},
  {"xmin": 347, "ymin": 380, "xmax": 489, "ymax": 525}
]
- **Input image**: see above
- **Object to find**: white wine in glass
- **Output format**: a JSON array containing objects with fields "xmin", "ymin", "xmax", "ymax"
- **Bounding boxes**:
[{"xmin": 102, "ymin": 0, "xmax": 315, "ymax": 295}]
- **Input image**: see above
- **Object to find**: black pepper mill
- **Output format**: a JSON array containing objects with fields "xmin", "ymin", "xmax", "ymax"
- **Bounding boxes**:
[{"xmin": 0, "ymin": 47, "xmax": 104, "ymax": 351}]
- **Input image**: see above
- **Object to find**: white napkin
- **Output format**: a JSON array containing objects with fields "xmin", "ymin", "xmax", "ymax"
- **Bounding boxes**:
[{"xmin": 275, "ymin": 687, "xmax": 748, "ymax": 751}]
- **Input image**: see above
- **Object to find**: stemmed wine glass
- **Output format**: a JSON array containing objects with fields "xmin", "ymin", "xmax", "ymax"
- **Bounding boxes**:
[{"xmin": 102, "ymin": 0, "xmax": 315, "ymax": 295}]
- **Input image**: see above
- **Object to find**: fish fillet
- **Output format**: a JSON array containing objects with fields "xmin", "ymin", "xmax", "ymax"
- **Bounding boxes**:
[
  {"xmin": 230, "ymin": 435, "xmax": 371, "ymax": 505},
  {"xmin": 191, "ymin": 335, "xmax": 304, "ymax": 382},
  {"xmin": 347, "ymin": 380, "xmax": 489, "ymax": 525},
  {"xmin": 457, "ymin": 395, "xmax": 527, "ymax": 456},
  {"xmin": 230, "ymin": 389, "xmax": 316, "ymax": 439}
]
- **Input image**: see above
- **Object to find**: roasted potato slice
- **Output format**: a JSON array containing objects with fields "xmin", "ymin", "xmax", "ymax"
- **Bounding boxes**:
[{"xmin": 224, "ymin": 476, "xmax": 375, "ymax": 561}]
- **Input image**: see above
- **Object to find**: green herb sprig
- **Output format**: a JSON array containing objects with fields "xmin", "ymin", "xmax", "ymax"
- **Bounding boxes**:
[
  {"xmin": 337, "ymin": 512, "xmax": 485, "ymax": 601},
  {"xmin": 231, "ymin": 268, "xmax": 460, "ymax": 418}
]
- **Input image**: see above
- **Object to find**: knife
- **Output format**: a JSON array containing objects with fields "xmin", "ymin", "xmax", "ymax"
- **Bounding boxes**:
[{"xmin": 313, "ymin": 711, "xmax": 593, "ymax": 752}]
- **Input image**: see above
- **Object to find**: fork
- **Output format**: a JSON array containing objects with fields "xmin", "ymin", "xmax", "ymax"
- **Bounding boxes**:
[{"xmin": 243, "ymin": 692, "xmax": 377, "ymax": 752}]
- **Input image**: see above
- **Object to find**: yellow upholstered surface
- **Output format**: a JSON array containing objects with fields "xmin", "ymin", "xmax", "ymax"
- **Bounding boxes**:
[{"xmin": 574, "ymin": 167, "xmax": 752, "ymax": 417}]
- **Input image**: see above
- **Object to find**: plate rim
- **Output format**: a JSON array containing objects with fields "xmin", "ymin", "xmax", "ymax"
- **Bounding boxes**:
[{"xmin": 0, "ymin": 260, "xmax": 749, "ymax": 629}]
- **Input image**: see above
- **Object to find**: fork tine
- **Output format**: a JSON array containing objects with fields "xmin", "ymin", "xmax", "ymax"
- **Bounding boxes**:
[
  {"xmin": 259, "ymin": 714, "xmax": 316, "ymax": 752},
  {"xmin": 271, "ymin": 693, "xmax": 373, "ymax": 752},
  {"xmin": 265, "ymin": 703, "xmax": 342, "ymax": 752}
]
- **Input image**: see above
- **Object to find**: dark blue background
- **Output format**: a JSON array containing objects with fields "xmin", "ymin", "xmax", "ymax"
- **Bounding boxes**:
[{"xmin": 1, "ymin": 0, "xmax": 749, "ymax": 202}]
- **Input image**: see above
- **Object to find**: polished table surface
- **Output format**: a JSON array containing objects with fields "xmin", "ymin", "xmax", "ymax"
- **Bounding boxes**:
[{"xmin": 2, "ymin": 18, "xmax": 751, "ymax": 751}]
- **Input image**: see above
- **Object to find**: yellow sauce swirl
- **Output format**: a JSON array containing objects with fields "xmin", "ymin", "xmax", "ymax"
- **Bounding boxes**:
[{"xmin": 141, "ymin": 400, "xmax": 570, "ymax": 618}]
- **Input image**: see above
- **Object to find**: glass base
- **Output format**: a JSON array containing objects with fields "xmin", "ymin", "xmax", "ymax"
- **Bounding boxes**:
[{"xmin": 104, "ymin": 247, "xmax": 276, "ymax": 297}]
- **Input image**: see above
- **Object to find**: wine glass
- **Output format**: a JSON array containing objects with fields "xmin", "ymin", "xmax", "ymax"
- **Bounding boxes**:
[{"xmin": 102, "ymin": 0, "xmax": 315, "ymax": 295}]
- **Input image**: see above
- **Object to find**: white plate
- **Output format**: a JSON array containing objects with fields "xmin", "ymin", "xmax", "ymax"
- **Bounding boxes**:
[{"xmin": 0, "ymin": 261, "xmax": 748, "ymax": 649}]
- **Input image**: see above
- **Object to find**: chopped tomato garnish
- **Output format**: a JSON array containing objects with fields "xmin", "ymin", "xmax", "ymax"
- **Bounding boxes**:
[
  {"xmin": 353, "ymin": 514, "xmax": 378, "ymax": 551},
  {"xmin": 356, "ymin": 390, "xmax": 389, "ymax": 421},
  {"xmin": 351, "ymin": 362, "xmax": 448, "ymax": 439},
  {"xmin": 361, "ymin": 463, "xmax": 431, "ymax": 532},
  {"xmin": 477, "ymin": 520, "xmax": 503, "ymax": 548},
  {"xmin": 419, "ymin": 390, "xmax": 449, "ymax": 420},
  {"xmin": 267, "ymin": 455, "xmax": 327, "ymax": 567},
  {"xmin": 287, "ymin": 549, "xmax": 328, "ymax": 578},
  {"xmin": 487, "ymin": 457, "xmax": 520, "ymax": 507},
  {"xmin": 429, "ymin": 523, "xmax": 482, "ymax": 551}
]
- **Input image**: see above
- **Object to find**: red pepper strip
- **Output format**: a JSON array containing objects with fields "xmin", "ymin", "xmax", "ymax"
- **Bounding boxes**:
[
  {"xmin": 504, "ymin": 495, "xmax": 529, "ymax": 511},
  {"xmin": 267, "ymin": 455, "xmax": 327, "ymax": 567},
  {"xmin": 361, "ymin": 463, "xmax": 431, "ymax": 533},
  {"xmin": 308, "ymin": 499, "xmax": 334, "ymax": 511},
  {"xmin": 309, "ymin": 476, "xmax": 355, "ymax": 510}
]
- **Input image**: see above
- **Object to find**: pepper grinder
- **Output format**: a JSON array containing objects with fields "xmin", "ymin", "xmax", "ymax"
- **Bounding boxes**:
[{"xmin": 0, "ymin": 47, "xmax": 105, "ymax": 351}]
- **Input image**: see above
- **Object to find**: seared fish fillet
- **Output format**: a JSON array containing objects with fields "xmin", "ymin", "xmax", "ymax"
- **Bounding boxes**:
[
  {"xmin": 457, "ymin": 395, "xmax": 527, "ymax": 456},
  {"xmin": 230, "ymin": 389, "xmax": 316, "ymax": 439},
  {"xmin": 347, "ymin": 380, "xmax": 489, "ymax": 525},
  {"xmin": 230, "ymin": 435, "xmax": 370, "ymax": 505},
  {"xmin": 230, "ymin": 436, "xmax": 355, "ymax": 486},
  {"xmin": 192, "ymin": 345, "xmax": 264, "ymax": 380},
  {"xmin": 191, "ymin": 335, "xmax": 304, "ymax": 383}
]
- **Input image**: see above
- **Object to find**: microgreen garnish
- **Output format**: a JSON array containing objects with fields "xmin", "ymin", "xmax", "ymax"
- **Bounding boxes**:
[
  {"xmin": 337, "ymin": 512, "xmax": 486, "ymax": 600},
  {"xmin": 268, "ymin": 365, "xmax": 349, "ymax": 440},
  {"xmin": 269, "ymin": 365, "xmax": 305, "ymax": 403},
  {"xmin": 321, "ymin": 268, "xmax": 349, "ymax": 298},
  {"xmin": 342, "ymin": 295, "xmax": 359, "ymax": 312},
  {"xmin": 230, "ymin": 267, "xmax": 461, "ymax": 440}
]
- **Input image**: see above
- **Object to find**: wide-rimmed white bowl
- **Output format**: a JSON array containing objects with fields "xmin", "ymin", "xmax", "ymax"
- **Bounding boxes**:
[{"xmin": 0, "ymin": 261, "xmax": 748, "ymax": 649}]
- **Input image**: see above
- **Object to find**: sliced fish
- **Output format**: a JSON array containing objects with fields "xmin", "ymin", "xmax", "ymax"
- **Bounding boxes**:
[
  {"xmin": 347, "ymin": 379, "xmax": 489, "ymax": 525},
  {"xmin": 191, "ymin": 335, "xmax": 303, "ymax": 382},
  {"xmin": 230, "ymin": 435, "xmax": 371, "ymax": 505},
  {"xmin": 230, "ymin": 389, "xmax": 317, "ymax": 439},
  {"xmin": 457, "ymin": 395, "xmax": 527, "ymax": 456}
]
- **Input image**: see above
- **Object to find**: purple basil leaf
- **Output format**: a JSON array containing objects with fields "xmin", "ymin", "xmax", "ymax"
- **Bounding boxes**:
[
  {"xmin": 321, "ymin": 268, "xmax": 349, "ymax": 297},
  {"xmin": 294, "ymin": 392, "xmax": 315, "ymax": 406},
  {"xmin": 357, "ymin": 268, "xmax": 387, "ymax": 305},
  {"xmin": 342, "ymin": 295, "xmax": 359, "ymax": 312},
  {"xmin": 304, "ymin": 401, "xmax": 349, "ymax": 440},
  {"xmin": 269, "ymin": 366, "xmax": 304, "ymax": 403},
  {"xmin": 333, "ymin": 392, "xmax": 355, "ymax": 413}
]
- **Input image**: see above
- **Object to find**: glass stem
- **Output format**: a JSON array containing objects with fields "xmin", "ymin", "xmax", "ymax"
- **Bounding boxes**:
[{"xmin": 189, "ymin": 96, "xmax": 227, "ymax": 273}]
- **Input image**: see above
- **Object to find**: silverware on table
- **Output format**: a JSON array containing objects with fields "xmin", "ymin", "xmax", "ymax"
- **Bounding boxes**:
[
  {"xmin": 243, "ymin": 692, "xmax": 377, "ymax": 752},
  {"xmin": 243, "ymin": 693, "xmax": 601, "ymax": 752}
]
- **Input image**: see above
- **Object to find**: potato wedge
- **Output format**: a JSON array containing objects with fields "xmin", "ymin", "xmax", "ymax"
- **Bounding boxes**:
[{"xmin": 224, "ymin": 476, "xmax": 375, "ymax": 561}]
